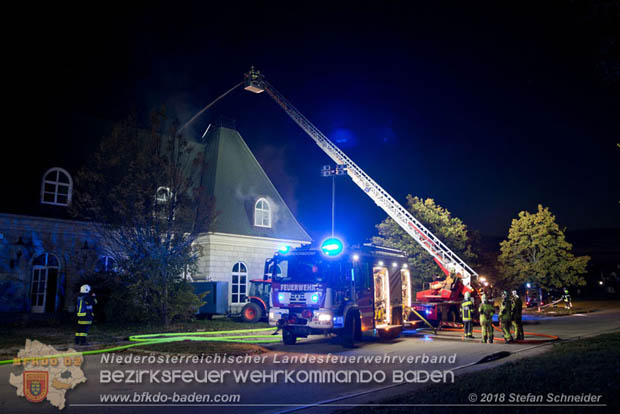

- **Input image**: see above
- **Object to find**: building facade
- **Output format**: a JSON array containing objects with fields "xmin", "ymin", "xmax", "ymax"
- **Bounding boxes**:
[
  {"xmin": 0, "ymin": 126, "xmax": 311, "ymax": 315},
  {"xmin": 193, "ymin": 127, "xmax": 311, "ymax": 312}
]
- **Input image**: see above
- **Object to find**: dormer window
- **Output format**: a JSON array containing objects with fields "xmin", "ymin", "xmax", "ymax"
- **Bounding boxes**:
[
  {"xmin": 41, "ymin": 168, "xmax": 73, "ymax": 206},
  {"xmin": 254, "ymin": 198, "xmax": 271, "ymax": 228},
  {"xmin": 154, "ymin": 186, "xmax": 175, "ymax": 220},
  {"xmin": 156, "ymin": 186, "xmax": 172, "ymax": 204}
]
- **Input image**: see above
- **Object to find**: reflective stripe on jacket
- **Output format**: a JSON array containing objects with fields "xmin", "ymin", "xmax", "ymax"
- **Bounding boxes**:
[
  {"xmin": 461, "ymin": 300, "xmax": 473, "ymax": 321},
  {"xmin": 76, "ymin": 295, "xmax": 96, "ymax": 320}
]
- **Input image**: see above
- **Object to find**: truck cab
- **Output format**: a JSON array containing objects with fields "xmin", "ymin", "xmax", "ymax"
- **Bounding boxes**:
[{"xmin": 266, "ymin": 244, "xmax": 408, "ymax": 347}]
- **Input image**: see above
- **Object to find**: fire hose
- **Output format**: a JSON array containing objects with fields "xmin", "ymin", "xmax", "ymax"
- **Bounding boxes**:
[
  {"xmin": 537, "ymin": 298, "xmax": 565, "ymax": 310},
  {"xmin": 432, "ymin": 323, "xmax": 559, "ymax": 344},
  {"xmin": 407, "ymin": 306, "xmax": 559, "ymax": 344},
  {"xmin": 0, "ymin": 327, "xmax": 281, "ymax": 366}
]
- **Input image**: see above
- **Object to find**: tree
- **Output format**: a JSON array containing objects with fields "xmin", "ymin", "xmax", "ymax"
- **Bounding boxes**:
[
  {"xmin": 372, "ymin": 196, "xmax": 477, "ymax": 288},
  {"xmin": 498, "ymin": 205, "xmax": 589, "ymax": 291},
  {"xmin": 71, "ymin": 109, "xmax": 216, "ymax": 325}
]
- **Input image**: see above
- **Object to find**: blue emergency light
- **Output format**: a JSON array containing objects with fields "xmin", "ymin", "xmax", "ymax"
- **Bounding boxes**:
[{"xmin": 320, "ymin": 238, "xmax": 344, "ymax": 256}]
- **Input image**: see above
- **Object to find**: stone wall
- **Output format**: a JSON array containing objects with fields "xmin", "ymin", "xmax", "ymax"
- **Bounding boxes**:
[
  {"xmin": 0, "ymin": 213, "xmax": 311, "ymax": 315},
  {"xmin": 0, "ymin": 213, "xmax": 96, "ymax": 313},
  {"xmin": 194, "ymin": 233, "xmax": 308, "ymax": 313}
]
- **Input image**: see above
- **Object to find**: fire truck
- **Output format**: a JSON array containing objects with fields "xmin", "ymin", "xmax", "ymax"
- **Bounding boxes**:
[
  {"xmin": 243, "ymin": 68, "xmax": 479, "ymax": 338},
  {"xmin": 411, "ymin": 273, "xmax": 476, "ymax": 327},
  {"xmin": 265, "ymin": 243, "xmax": 410, "ymax": 347}
]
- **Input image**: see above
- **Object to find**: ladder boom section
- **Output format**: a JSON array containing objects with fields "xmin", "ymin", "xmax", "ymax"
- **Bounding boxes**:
[{"xmin": 263, "ymin": 81, "xmax": 477, "ymax": 285}]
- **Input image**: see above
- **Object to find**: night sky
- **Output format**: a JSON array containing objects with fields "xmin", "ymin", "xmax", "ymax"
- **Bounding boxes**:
[{"xmin": 6, "ymin": 2, "xmax": 619, "ymax": 245}]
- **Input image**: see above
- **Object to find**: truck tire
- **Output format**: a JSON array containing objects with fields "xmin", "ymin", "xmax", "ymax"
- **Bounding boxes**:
[
  {"xmin": 241, "ymin": 302, "xmax": 263, "ymax": 323},
  {"xmin": 341, "ymin": 311, "xmax": 360, "ymax": 348},
  {"xmin": 282, "ymin": 329, "xmax": 297, "ymax": 345},
  {"xmin": 354, "ymin": 313, "xmax": 362, "ymax": 341}
]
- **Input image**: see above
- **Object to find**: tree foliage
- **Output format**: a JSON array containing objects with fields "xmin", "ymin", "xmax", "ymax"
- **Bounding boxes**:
[
  {"xmin": 498, "ymin": 205, "xmax": 589, "ymax": 290},
  {"xmin": 71, "ymin": 109, "xmax": 215, "ymax": 325},
  {"xmin": 372, "ymin": 196, "xmax": 476, "ymax": 288}
]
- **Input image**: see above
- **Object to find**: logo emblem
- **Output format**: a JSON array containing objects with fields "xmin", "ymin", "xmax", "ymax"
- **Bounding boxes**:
[{"xmin": 24, "ymin": 371, "xmax": 48, "ymax": 403}]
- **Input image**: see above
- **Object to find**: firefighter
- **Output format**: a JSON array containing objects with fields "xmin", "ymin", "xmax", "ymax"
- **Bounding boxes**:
[
  {"xmin": 511, "ymin": 290, "xmax": 524, "ymax": 340},
  {"xmin": 75, "ymin": 284, "xmax": 96, "ymax": 345},
  {"xmin": 562, "ymin": 288, "xmax": 572, "ymax": 309},
  {"xmin": 461, "ymin": 291, "xmax": 474, "ymax": 338},
  {"xmin": 499, "ymin": 290, "xmax": 514, "ymax": 343},
  {"xmin": 478, "ymin": 294, "xmax": 495, "ymax": 343}
]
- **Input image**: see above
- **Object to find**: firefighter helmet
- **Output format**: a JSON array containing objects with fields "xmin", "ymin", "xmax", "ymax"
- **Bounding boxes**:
[
  {"xmin": 80, "ymin": 284, "xmax": 91, "ymax": 294},
  {"xmin": 481, "ymin": 294, "xmax": 487, "ymax": 303},
  {"xmin": 464, "ymin": 291, "xmax": 471, "ymax": 300},
  {"xmin": 502, "ymin": 290, "xmax": 508, "ymax": 298}
]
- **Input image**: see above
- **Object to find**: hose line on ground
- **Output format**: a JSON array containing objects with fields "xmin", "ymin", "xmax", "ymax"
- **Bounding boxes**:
[
  {"xmin": 436, "ymin": 325, "xmax": 559, "ymax": 344},
  {"xmin": 0, "ymin": 327, "xmax": 281, "ymax": 366}
]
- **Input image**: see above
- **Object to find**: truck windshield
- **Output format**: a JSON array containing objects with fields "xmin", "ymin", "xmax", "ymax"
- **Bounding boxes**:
[{"xmin": 275, "ymin": 253, "xmax": 328, "ymax": 282}]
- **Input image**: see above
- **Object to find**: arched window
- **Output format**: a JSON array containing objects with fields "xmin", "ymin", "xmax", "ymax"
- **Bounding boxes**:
[
  {"xmin": 94, "ymin": 256, "xmax": 117, "ymax": 273},
  {"xmin": 154, "ymin": 186, "xmax": 175, "ymax": 220},
  {"xmin": 155, "ymin": 186, "xmax": 172, "ymax": 204},
  {"xmin": 254, "ymin": 198, "xmax": 271, "ymax": 228},
  {"xmin": 231, "ymin": 262, "xmax": 248, "ymax": 304},
  {"xmin": 41, "ymin": 168, "xmax": 73, "ymax": 206},
  {"xmin": 31, "ymin": 253, "xmax": 60, "ymax": 313}
]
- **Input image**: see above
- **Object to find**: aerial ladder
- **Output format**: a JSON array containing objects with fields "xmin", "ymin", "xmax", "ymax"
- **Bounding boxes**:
[{"xmin": 243, "ymin": 67, "xmax": 478, "ymax": 290}]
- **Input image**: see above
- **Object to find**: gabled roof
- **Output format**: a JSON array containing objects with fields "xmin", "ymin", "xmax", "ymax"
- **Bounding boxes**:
[{"xmin": 200, "ymin": 127, "xmax": 311, "ymax": 242}]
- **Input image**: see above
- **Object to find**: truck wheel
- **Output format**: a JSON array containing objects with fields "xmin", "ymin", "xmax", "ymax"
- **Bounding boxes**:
[
  {"xmin": 282, "ymin": 329, "xmax": 297, "ymax": 345},
  {"xmin": 354, "ymin": 313, "xmax": 362, "ymax": 341},
  {"xmin": 241, "ymin": 303, "xmax": 263, "ymax": 323},
  {"xmin": 341, "ymin": 312, "xmax": 359, "ymax": 348}
]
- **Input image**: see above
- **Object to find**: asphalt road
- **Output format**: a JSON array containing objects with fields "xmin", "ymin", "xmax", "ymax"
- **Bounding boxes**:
[{"xmin": 2, "ymin": 309, "xmax": 619, "ymax": 414}]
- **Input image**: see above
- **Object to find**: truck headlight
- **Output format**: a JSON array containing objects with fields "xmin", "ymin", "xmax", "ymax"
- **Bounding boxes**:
[{"xmin": 269, "ymin": 312, "xmax": 275, "ymax": 320}]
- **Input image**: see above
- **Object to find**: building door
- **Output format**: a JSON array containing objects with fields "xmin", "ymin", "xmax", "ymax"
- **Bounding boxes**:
[{"xmin": 30, "ymin": 254, "xmax": 59, "ymax": 313}]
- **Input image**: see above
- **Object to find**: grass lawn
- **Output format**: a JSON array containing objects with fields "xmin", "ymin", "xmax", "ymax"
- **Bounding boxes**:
[
  {"xmin": 526, "ymin": 299, "xmax": 620, "ymax": 317},
  {"xmin": 341, "ymin": 332, "xmax": 620, "ymax": 413},
  {"xmin": 0, "ymin": 318, "xmax": 271, "ymax": 360}
]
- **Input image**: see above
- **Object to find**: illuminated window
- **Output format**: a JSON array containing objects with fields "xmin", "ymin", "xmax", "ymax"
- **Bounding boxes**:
[
  {"xmin": 41, "ymin": 168, "xmax": 73, "ymax": 206},
  {"xmin": 94, "ymin": 256, "xmax": 117, "ymax": 273},
  {"xmin": 254, "ymin": 198, "xmax": 271, "ymax": 228},
  {"xmin": 155, "ymin": 186, "xmax": 172, "ymax": 204},
  {"xmin": 231, "ymin": 262, "xmax": 248, "ymax": 304},
  {"xmin": 154, "ymin": 186, "xmax": 175, "ymax": 220}
]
